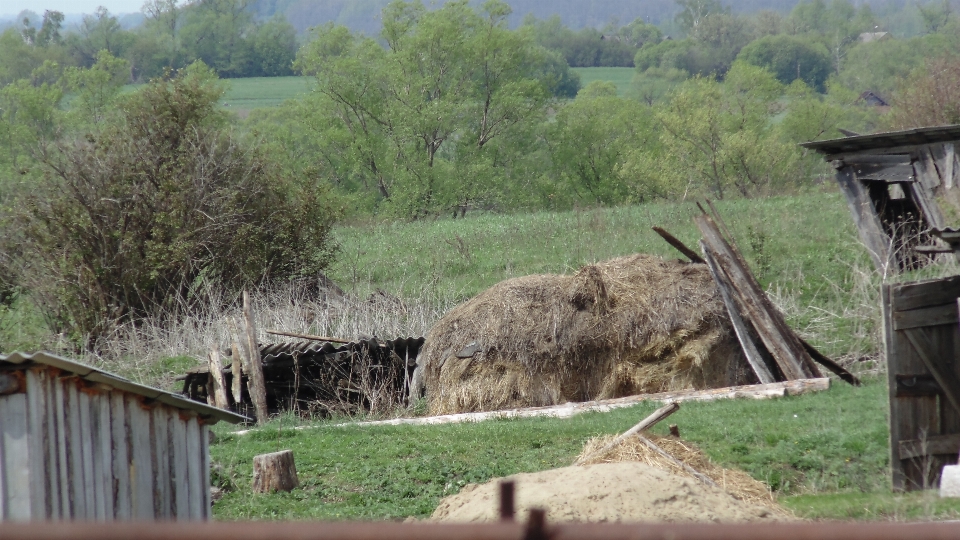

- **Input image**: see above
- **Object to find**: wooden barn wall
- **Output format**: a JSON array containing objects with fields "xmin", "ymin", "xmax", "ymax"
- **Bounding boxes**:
[
  {"xmin": 0, "ymin": 367, "xmax": 209, "ymax": 521},
  {"xmin": 883, "ymin": 276, "xmax": 960, "ymax": 491}
]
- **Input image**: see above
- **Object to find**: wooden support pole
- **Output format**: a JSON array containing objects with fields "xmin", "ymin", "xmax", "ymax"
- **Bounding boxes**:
[
  {"xmin": 243, "ymin": 291, "xmax": 269, "ymax": 425},
  {"xmin": 207, "ymin": 347, "xmax": 229, "ymax": 410},
  {"xmin": 652, "ymin": 227, "xmax": 705, "ymax": 264},
  {"xmin": 228, "ymin": 320, "xmax": 245, "ymax": 406},
  {"xmin": 252, "ymin": 450, "xmax": 299, "ymax": 493},
  {"xmin": 574, "ymin": 402, "xmax": 679, "ymax": 465},
  {"xmin": 264, "ymin": 329, "xmax": 352, "ymax": 344}
]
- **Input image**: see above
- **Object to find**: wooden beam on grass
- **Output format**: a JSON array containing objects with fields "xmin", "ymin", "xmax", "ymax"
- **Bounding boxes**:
[{"xmin": 265, "ymin": 329, "xmax": 353, "ymax": 344}]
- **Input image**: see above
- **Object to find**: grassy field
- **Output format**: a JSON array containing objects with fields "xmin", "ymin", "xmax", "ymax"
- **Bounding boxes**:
[
  {"xmin": 571, "ymin": 67, "xmax": 635, "ymax": 96},
  {"xmin": 220, "ymin": 76, "xmax": 315, "ymax": 112},
  {"xmin": 209, "ymin": 68, "xmax": 634, "ymax": 113},
  {"xmin": 210, "ymin": 377, "xmax": 960, "ymax": 521},
  {"xmin": 327, "ymin": 190, "xmax": 879, "ymax": 359}
]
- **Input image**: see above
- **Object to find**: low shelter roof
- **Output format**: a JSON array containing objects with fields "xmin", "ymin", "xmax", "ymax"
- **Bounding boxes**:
[{"xmin": 0, "ymin": 351, "xmax": 248, "ymax": 425}]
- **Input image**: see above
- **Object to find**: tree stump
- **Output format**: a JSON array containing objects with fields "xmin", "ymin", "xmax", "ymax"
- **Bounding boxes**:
[{"xmin": 252, "ymin": 450, "xmax": 299, "ymax": 493}]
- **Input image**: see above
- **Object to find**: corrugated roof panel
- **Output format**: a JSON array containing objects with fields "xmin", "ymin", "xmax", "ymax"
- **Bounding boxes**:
[
  {"xmin": 0, "ymin": 351, "xmax": 248, "ymax": 424},
  {"xmin": 801, "ymin": 124, "xmax": 960, "ymax": 156}
]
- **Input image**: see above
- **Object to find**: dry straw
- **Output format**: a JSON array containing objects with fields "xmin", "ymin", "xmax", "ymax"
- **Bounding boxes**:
[
  {"xmin": 577, "ymin": 433, "xmax": 795, "ymax": 519},
  {"xmin": 417, "ymin": 254, "xmax": 756, "ymax": 415}
]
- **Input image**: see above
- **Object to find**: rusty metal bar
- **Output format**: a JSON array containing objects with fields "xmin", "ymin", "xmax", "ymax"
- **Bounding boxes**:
[
  {"xmin": 499, "ymin": 481, "xmax": 515, "ymax": 521},
  {"xmin": 2, "ymin": 521, "xmax": 960, "ymax": 540}
]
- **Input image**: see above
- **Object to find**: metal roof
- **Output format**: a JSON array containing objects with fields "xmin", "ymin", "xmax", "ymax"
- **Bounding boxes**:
[
  {"xmin": 0, "ymin": 351, "xmax": 248, "ymax": 425},
  {"xmin": 800, "ymin": 124, "xmax": 960, "ymax": 156}
]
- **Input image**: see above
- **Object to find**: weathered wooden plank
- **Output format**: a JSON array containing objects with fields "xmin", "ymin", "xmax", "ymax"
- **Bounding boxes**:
[
  {"xmin": 45, "ymin": 372, "xmax": 61, "ymax": 519},
  {"xmin": 229, "ymin": 323, "xmax": 245, "ymax": 407},
  {"xmin": 54, "ymin": 379, "xmax": 72, "ymax": 518},
  {"xmin": 895, "ymin": 374, "xmax": 941, "ymax": 397},
  {"xmin": 835, "ymin": 165, "xmax": 892, "ymax": 272},
  {"xmin": 853, "ymin": 162, "xmax": 916, "ymax": 182},
  {"xmin": 200, "ymin": 423, "xmax": 211, "ymax": 519},
  {"xmin": 208, "ymin": 348, "xmax": 229, "ymax": 410},
  {"xmin": 654, "ymin": 227, "xmax": 706, "ymax": 264},
  {"xmin": 243, "ymin": 291, "xmax": 269, "ymax": 425},
  {"xmin": 110, "ymin": 393, "xmax": 131, "ymax": 519},
  {"xmin": 171, "ymin": 413, "xmax": 189, "ymax": 519},
  {"xmin": 152, "ymin": 406, "xmax": 171, "ymax": 519},
  {"xmin": 700, "ymin": 242, "xmax": 776, "ymax": 384},
  {"xmin": 911, "ymin": 156, "xmax": 946, "ymax": 230},
  {"xmin": 129, "ymin": 398, "xmax": 154, "ymax": 520},
  {"xmin": 185, "ymin": 417, "xmax": 202, "ymax": 521},
  {"xmin": 945, "ymin": 143, "xmax": 955, "ymax": 190},
  {"xmin": 91, "ymin": 392, "xmax": 113, "ymax": 521},
  {"xmin": 77, "ymin": 390, "xmax": 95, "ymax": 520},
  {"xmin": 903, "ymin": 327, "xmax": 960, "ymax": 417},
  {"xmin": 25, "ymin": 369, "xmax": 49, "ymax": 520},
  {"xmin": 0, "ymin": 394, "xmax": 32, "ymax": 520},
  {"xmin": 696, "ymin": 214, "xmax": 818, "ymax": 380},
  {"xmin": 892, "ymin": 276, "xmax": 960, "ymax": 312},
  {"xmin": 66, "ymin": 381, "xmax": 88, "ymax": 518},
  {"xmin": 894, "ymin": 303, "xmax": 959, "ymax": 330},
  {"xmin": 899, "ymin": 433, "xmax": 960, "ymax": 460},
  {"xmin": 884, "ymin": 284, "xmax": 906, "ymax": 491}
]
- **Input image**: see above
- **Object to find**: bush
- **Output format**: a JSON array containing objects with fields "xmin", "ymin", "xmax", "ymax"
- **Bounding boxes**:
[{"xmin": 11, "ymin": 63, "xmax": 339, "ymax": 346}]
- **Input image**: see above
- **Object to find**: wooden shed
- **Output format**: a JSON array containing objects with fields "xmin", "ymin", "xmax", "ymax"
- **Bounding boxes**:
[
  {"xmin": 883, "ymin": 277, "xmax": 960, "ymax": 491},
  {"xmin": 801, "ymin": 125, "xmax": 960, "ymax": 274},
  {"xmin": 0, "ymin": 351, "xmax": 246, "ymax": 522}
]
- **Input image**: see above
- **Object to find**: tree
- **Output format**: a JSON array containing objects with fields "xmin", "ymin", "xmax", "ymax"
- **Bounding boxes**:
[
  {"xmin": 249, "ymin": 16, "xmax": 298, "ymax": 76},
  {"xmin": 675, "ymin": 0, "xmax": 728, "ymax": 35},
  {"xmin": 918, "ymin": 0, "xmax": 953, "ymax": 34},
  {"xmin": 9, "ymin": 63, "xmax": 339, "ymax": 345},
  {"xmin": 738, "ymin": 34, "xmax": 832, "ymax": 91},
  {"xmin": 655, "ymin": 62, "xmax": 799, "ymax": 199},
  {"xmin": 295, "ymin": 0, "xmax": 555, "ymax": 216},
  {"xmin": 548, "ymin": 94, "xmax": 658, "ymax": 205},
  {"xmin": 888, "ymin": 56, "xmax": 960, "ymax": 129}
]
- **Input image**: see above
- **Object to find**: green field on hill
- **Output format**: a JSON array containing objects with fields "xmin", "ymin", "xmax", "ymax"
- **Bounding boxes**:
[{"xmin": 571, "ymin": 67, "xmax": 635, "ymax": 96}]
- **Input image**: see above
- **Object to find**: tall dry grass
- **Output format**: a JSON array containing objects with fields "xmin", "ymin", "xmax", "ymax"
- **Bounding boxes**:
[{"xmin": 79, "ymin": 281, "xmax": 457, "ymax": 390}]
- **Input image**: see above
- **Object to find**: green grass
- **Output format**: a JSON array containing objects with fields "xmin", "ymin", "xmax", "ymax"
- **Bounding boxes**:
[
  {"xmin": 572, "ymin": 67, "xmax": 635, "ymax": 96},
  {"xmin": 328, "ymin": 191, "xmax": 876, "ymax": 358},
  {"xmin": 782, "ymin": 491, "xmax": 960, "ymax": 521},
  {"xmin": 220, "ymin": 76, "xmax": 314, "ymax": 112},
  {"xmin": 211, "ymin": 377, "xmax": 912, "ymax": 521}
]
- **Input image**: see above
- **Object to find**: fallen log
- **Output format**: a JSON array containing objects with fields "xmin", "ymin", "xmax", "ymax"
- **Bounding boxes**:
[{"xmin": 229, "ymin": 378, "xmax": 830, "ymax": 435}]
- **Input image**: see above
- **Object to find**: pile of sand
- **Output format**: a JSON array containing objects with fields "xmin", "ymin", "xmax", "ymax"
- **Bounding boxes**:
[
  {"xmin": 431, "ymin": 462, "xmax": 788, "ymax": 524},
  {"xmin": 413, "ymin": 254, "xmax": 754, "ymax": 415}
]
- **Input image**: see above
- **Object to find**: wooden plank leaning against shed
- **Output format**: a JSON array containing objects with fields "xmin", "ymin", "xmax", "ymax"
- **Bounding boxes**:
[
  {"xmin": 833, "ymin": 164, "xmax": 893, "ymax": 273},
  {"xmin": 694, "ymin": 213, "xmax": 818, "ymax": 381}
]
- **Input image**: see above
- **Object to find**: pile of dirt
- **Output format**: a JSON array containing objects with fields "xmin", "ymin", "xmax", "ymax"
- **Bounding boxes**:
[
  {"xmin": 430, "ymin": 462, "xmax": 789, "ymax": 524},
  {"xmin": 577, "ymin": 433, "xmax": 790, "ymax": 518},
  {"xmin": 412, "ymin": 254, "xmax": 754, "ymax": 415}
]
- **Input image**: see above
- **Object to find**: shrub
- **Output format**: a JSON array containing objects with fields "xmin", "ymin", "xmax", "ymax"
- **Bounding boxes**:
[{"xmin": 11, "ymin": 63, "xmax": 338, "ymax": 346}]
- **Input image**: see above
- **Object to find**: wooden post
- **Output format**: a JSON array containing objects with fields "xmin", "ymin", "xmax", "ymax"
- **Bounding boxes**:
[
  {"xmin": 252, "ymin": 450, "xmax": 299, "ymax": 493},
  {"xmin": 228, "ymin": 320, "xmax": 245, "ymax": 406},
  {"xmin": 243, "ymin": 291, "xmax": 269, "ymax": 425},
  {"xmin": 207, "ymin": 348, "xmax": 229, "ymax": 410}
]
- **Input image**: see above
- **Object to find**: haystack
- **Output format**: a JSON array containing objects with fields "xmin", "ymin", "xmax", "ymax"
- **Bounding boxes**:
[
  {"xmin": 412, "ymin": 254, "xmax": 754, "ymax": 415},
  {"xmin": 577, "ymin": 433, "xmax": 792, "ymax": 518}
]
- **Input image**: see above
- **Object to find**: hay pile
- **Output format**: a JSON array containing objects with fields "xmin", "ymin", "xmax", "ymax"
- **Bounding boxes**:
[
  {"xmin": 413, "ymin": 254, "xmax": 753, "ymax": 415},
  {"xmin": 577, "ymin": 433, "xmax": 791, "ymax": 518}
]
